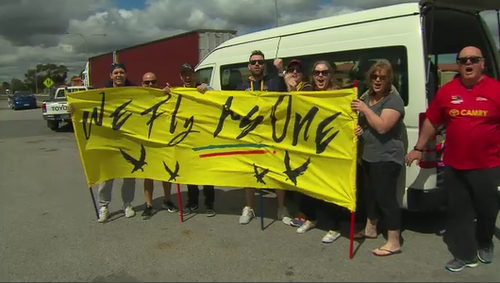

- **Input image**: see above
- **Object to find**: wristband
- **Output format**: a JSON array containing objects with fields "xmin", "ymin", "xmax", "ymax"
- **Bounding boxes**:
[{"xmin": 413, "ymin": 146, "xmax": 424, "ymax": 152}]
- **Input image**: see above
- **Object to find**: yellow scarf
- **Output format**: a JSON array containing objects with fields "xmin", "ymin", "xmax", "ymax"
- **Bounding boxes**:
[
  {"xmin": 250, "ymin": 79, "xmax": 265, "ymax": 91},
  {"xmin": 296, "ymin": 82, "xmax": 305, "ymax": 91}
]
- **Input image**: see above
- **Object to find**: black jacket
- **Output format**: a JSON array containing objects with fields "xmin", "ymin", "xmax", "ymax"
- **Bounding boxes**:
[{"xmin": 236, "ymin": 75, "xmax": 286, "ymax": 92}]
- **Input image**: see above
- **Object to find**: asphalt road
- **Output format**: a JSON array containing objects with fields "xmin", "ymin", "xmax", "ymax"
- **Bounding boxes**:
[{"xmin": 0, "ymin": 97, "xmax": 499, "ymax": 282}]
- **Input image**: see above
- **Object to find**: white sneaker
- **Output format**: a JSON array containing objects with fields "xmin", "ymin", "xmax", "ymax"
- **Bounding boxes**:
[
  {"xmin": 124, "ymin": 205, "xmax": 136, "ymax": 218},
  {"xmin": 322, "ymin": 230, "xmax": 341, "ymax": 243},
  {"xmin": 98, "ymin": 206, "xmax": 108, "ymax": 223},
  {"xmin": 297, "ymin": 221, "xmax": 316, "ymax": 234},
  {"xmin": 239, "ymin": 206, "xmax": 255, "ymax": 224},
  {"xmin": 277, "ymin": 207, "xmax": 292, "ymax": 225}
]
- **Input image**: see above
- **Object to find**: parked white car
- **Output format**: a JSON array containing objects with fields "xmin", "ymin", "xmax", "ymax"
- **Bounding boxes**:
[{"xmin": 42, "ymin": 86, "xmax": 93, "ymax": 131}]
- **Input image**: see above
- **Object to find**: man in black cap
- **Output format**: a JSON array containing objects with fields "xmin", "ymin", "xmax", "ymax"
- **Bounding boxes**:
[
  {"xmin": 97, "ymin": 62, "xmax": 136, "ymax": 223},
  {"xmin": 105, "ymin": 63, "xmax": 135, "ymax": 88},
  {"xmin": 163, "ymin": 63, "xmax": 216, "ymax": 217}
]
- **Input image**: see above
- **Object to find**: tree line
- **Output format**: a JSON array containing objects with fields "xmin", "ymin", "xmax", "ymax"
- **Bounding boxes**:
[{"xmin": 1, "ymin": 63, "xmax": 80, "ymax": 94}]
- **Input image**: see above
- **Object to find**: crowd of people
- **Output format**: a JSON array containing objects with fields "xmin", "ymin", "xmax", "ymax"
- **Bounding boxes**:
[{"xmin": 72, "ymin": 46, "xmax": 499, "ymax": 273}]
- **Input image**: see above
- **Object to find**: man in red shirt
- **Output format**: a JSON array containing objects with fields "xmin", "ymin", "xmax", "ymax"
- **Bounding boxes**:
[{"xmin": 406, "ymin": 46, "xmax": 500, "ymax": 272}]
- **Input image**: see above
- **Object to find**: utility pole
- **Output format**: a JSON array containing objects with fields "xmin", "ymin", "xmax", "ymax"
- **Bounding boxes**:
[{"xmin": 275, "ymin": 0, "xmax": 279, "ymax": 27}]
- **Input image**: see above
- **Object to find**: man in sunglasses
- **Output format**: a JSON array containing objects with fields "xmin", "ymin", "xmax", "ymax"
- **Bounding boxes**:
[
  {"xmin": 162, "ymin": 64, "xmax": 216, "ymax": 217},
  {"xmin": 283, "ymin": 59, "xmax": 313, "ymax": 92},
  {"xmin": 140, "ymin": 72, "xmax": 179, "ymax": 220},
  {"xmin": 406, "ymin": 46, "xmax": 500, "ymax": 272},
  {"xmin": 163, "ymin": 64, "xmax": 212, "ymax": 93},
  {"xmin": 235, "ymin": 50, "xmax": 292, "ymax": 225}
]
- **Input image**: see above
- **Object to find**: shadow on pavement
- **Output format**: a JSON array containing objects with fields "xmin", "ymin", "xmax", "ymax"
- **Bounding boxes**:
[{"xmin": 55, "ymin": 123, "xmax": 74, "ymax": 133}]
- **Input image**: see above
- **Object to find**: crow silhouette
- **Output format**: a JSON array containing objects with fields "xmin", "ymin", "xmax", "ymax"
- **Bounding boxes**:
[
  {"xmin": 119, "ymin": 144, "xmax": 147, "ymax": 174},
  {"xmin": 253, "ymin": 163, "xmax": 270, "ymax": 185},
  {"xmin": 283, "ymin": 150, "xmax": 311, "ymax": 186},
  {"xmin": 163, "ymin": 161, "xmax": 180, "ymax": 182}
]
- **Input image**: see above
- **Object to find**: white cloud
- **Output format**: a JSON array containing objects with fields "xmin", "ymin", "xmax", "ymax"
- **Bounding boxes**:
[{"xmin": 0, "ymin": 0, "xmax": 499, "ymax": 84}]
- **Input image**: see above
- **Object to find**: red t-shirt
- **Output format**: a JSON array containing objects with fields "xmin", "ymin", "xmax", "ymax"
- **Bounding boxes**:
[{"xmin": 425, "ymin": 76, "xmax": 500, "ymax": 170}]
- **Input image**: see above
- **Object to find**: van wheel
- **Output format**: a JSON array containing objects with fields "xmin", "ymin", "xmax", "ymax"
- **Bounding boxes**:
[{"xmin": 47, "ymin": 120, "xmax": 59, "ymax": 131}]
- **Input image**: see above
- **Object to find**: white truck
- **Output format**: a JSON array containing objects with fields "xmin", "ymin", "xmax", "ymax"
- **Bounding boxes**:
[{"xmin": 42, "ymin": 86, "xmax": 93, "ymax": 131}]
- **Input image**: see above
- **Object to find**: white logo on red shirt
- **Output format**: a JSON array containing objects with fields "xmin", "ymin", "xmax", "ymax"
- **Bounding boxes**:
[
  {"xmin": 476, "ymin": 97, "xmax": 488, "ymax": 102},
  {"xmin": 451, "ymin": 95, "xmax": 463, "ymax": 104}
]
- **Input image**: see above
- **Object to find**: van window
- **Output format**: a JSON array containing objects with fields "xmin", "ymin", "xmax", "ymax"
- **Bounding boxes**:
[
  {"xmin": 220, "ymin": 46, "xmax": 409, "ymax": 105},
  {"xmin": 424, "ymin": 8, "xmax": 499, "ymax": 102},
  {"xmin": 220, "ymin": 60, "xmax": 278, "ymax": 91},
  {"xmin": 196, "ymin": 67, "xmax": 214, "ymax": 85}
]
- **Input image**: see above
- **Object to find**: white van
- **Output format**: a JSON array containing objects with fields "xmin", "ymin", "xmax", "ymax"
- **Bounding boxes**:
[{"xmin": 194, "ymin": 0, "xmax": 500, "ymax": 212}]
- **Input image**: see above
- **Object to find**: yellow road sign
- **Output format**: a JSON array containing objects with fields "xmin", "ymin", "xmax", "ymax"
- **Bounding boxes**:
[{"xmin": 43, "ymin": 78, "xmax": 54, "ymax": 88}]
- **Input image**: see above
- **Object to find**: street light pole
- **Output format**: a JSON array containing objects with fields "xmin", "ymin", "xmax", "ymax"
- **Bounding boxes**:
[
  {"xmin": 64, "ymin": 32, "xmax": 106, "ymax": 86},
  {"xmin": 64, "ymin": 32, "xmax": 107, "ymax": 60}
]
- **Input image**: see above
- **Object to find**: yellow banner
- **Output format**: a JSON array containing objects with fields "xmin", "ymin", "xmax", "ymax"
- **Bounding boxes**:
[{"xmin": 68, "ymin": 87, "xmax": 358, "ymax": 212}]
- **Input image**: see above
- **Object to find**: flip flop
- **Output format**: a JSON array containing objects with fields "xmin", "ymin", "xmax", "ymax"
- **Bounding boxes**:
[
  {"xmin": 372, "ymin": 248, "xmax": 402, "ymax": 257},
  {"xmin": 353, "ymin": 232, "xmax": 377, "ymax": 239}
]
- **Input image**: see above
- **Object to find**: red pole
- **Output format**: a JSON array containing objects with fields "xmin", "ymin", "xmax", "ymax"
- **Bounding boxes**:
[
  {"xmin": 350, "ymin": 82, "xmax": 358, "ymax": 259},
  {"xmin": 349, "ymin": 212, "xmax": 355, "ymax": 259},
  {"xmin": 176, "ymin": 184, "xmax": 183, "ymax": 223}
]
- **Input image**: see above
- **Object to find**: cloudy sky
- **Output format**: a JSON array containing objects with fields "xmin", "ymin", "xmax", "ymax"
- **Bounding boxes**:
[{"xmin": 0, "ymin": 0, "xmax": 498, "ymax": 83}]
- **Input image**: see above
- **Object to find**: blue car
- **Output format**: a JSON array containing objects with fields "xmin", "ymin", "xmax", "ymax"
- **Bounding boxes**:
[{"xmin": 9, "ymin": 91, "xmax": 37, "ymax": 110}]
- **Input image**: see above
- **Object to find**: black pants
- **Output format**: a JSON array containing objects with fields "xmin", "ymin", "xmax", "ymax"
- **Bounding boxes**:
[
  {"xmin": 187, "ymin": 185, "xmax": 215, "ymax": 207},
  {"xmin": 443, "ymin": 165, "xmax": 500, "ymax": 260},
  {"xmin": 362, "ymin": 160, "xmax": 402, "ymax": 231},
  {"xmin": 299, "ymin": 194, "xmax": 321, "ymax": 222},
  {"xmin": 299, "ymin": 194, "xmax": 346, "ymax": 229}
]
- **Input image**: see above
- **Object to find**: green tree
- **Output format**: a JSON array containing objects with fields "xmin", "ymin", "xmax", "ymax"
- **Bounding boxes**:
[
  {"xmin": 1, "ymin": 81, "xmax": 10, "ymax": 90},
  {"xmin": 23, "ymin": 64, "xmax": 68, "ymax": 92},
  {"xmin": 10, "ymin": 78, "xmax": 25, "ymax": 92}
]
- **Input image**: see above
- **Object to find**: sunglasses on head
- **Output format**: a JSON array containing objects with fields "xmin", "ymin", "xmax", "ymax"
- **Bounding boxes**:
[
  {"xmin": 313, "ymin": 70, "xmax": 329, "ymax": 76},
  {"xmin": 457, "ymin": 56, "xmax": 483, "ymax": 65},
  {"xmin": 370, "ymin": 74, "xmax": 387, "ymax": 81},
  {"xmin": 287, "ymin": 67, "xmax": 302, "ymax": 73},
  {"xmin": 250, "ymin": 60, "xmax": 265, "ymax": 65},
  {"xmin": 143, "ymin": 80, "xmax": 156, "ymax": 85}
]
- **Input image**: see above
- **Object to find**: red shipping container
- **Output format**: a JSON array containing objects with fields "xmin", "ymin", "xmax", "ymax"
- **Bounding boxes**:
[
  {"xmin": 89, "ymin": 52, "xmax": 113, "ymax": 88},
  {"xmin": 87, "ymin": 29, "xmax": 236, "ymax": 88},
  {"xmin": 117, "ymin": 32, "xmax": 199, "ymax": 87}
]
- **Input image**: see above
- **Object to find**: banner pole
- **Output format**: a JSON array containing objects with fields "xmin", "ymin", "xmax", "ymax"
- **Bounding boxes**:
[
  {"xmin": 349, "ymin": 211, "xmax": 355, "ymax": 259},
  {"xmin": 89, "ymin": 187, "xmax": 99, "ymax": 220},
  {"xmin": 176, "ymin": 184, "xmax": 183, "ymax": 223},
  {"xmin": 260, "ymin": 190, "xmax": 264, "ymax": 231}
]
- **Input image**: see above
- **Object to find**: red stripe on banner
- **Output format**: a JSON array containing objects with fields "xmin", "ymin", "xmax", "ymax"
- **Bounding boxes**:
[{"xmin": 199, "ymin": 150, "xmax": 268, "ymax": 158}]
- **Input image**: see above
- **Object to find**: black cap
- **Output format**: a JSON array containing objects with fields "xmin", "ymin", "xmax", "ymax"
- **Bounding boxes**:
[
  {"xmin": 286, "ymin": 59, "xmax": 302, "ymax": 69},
  {"xmin": 179, "ymin": 63, "xmax": 194, "ymax": 73},
  {"xmin": 110, "ymin": 63, "xmax": 127, "ymax": 73}
]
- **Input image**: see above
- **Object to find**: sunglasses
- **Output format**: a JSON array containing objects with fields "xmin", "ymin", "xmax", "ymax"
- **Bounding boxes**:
[
  {"xmin": 143, "ymin": 80, "xmax": 157, "ymax": 85},
  {"xmin": 313, "ymin": 70, "xmax": 329, "ymax": 76},
  {"xmin": 457, "ymin": 56, "xmax": 483, "ymax": 65},
  {"xmin": 250, "ymin": 60, "xmax": 265, "ymax": 66},
  {"xmin": 370, "ymin": 74, "xmax": 387, "ymax": 81},
  {"xmin": 287, "ymin": 67, "xmax": 302, "ymax": 73}
]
